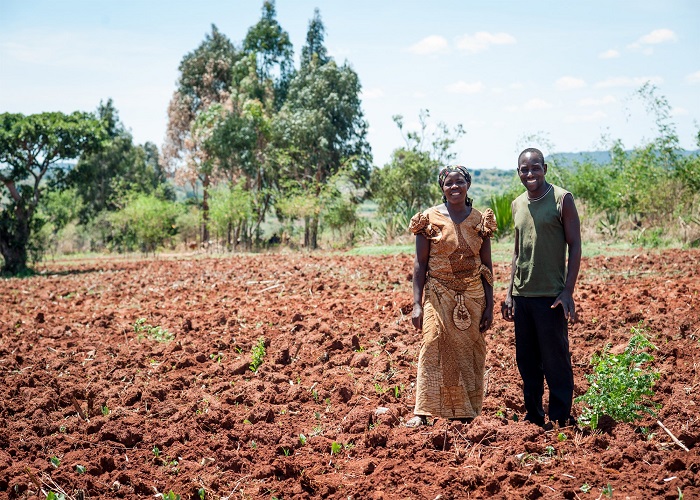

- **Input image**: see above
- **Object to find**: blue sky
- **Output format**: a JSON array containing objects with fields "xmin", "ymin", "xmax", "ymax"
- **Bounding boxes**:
[{"xmin": 1, "ymin": 0, "xmax": 698, "ymax": 170}]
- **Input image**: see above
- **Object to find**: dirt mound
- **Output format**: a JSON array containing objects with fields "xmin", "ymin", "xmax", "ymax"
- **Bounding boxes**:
[{"xmin": 1, "ymin": 249, "xmax": 699, "ymax": 498}]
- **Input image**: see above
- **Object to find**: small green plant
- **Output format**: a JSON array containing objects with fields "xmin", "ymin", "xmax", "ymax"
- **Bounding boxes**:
[
  {"xmin": 101, "ymin": 404, "xmax": 110, "ymax": 416},
  {"xmin": 330, "ymin": 441, "xmax": 342, "ymax": 455},
  {"xmin": 282, "ymin": 448, "xmax": 291, "ymax": 456},
  {"xmin": 249, "ymin": 336, "xmax": 266, "ymax": 372},
  {"xmin": 162, "ymin": 491, "xmax": 181, "ymax": 500},
  {"xmin": 210, "ymin": 352, "xmax": 223, "ymax": 363},
  {"xmin": 393, "ymin": 384, "xmax": 404, "ymax": 398},
  {"xmin": 299, "ymin": 434, "xmax": 307, "ymax": 445},
  {"xmin": 580, "ymin": 483, "xmax": 591, "ymax": 493},
  {"xmin": 133, "ymin": 318, "xmax": 174, "ymax": 342},
  {"xmin": 543, "ymin": 445, "xmax": 555, "ymax": 457},
  {"xmin": 152, "ymin": 446, "xmax": 161, "ymax": 458},
  {"xmin": 50, "ymin": 456, "xmax": 61, "ymax": 468},
  {"xmin": 576, "ymin": 326, "xmax": 661, "ymax": 430},
  {"xmin": 75, "ymin": 464, "xmax": 86, "ymax": 474},
  {"xmin": 197, "ymin": 488, "xmax": 206, "ymax": 500},
  {"xmin": 46, "ymin": 493, "xmax": 66, "ymax": 500},
  {"xmin": 602, "ymin": 483, "xmax": 614, "ymax": 498},
  {"xmin": 59, "ymin": 425, "xmax": 67, "ymax": 433},
  {"xmin": 250, "ymin": 440, "xmax": 257, "ymax": 449},
  {"xmin": 557, "ymin": 432, "xmax": 567, "ymax": 442},
  {"xmin": 243, "ymin": 419, "xmax": 252, "ymax": 425}
]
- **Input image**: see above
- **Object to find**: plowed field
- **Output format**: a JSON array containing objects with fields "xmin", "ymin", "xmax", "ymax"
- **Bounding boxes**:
[{"xmin": 1, "ymin": 249, "xmax": 699, "ymax": 499}]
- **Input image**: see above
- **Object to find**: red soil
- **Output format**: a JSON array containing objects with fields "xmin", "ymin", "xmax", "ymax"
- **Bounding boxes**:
[{"xmin": 1, "ymin": 249, "xmax": 699, "ymax": 499}]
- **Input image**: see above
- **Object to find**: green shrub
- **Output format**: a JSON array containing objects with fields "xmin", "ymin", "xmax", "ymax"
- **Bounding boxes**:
[{"xmin": 576, "ymin": 325, "xmax": 660, "ymax": 430}]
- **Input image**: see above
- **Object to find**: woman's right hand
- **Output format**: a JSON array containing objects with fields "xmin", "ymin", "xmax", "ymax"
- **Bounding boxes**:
[
  {"xmin": 412, "ymin": 303, "xmax": 424, "ymax": 330},
  {"xmin": 501, "ymin": 296, "xmax": 515, "ymax": 322}
]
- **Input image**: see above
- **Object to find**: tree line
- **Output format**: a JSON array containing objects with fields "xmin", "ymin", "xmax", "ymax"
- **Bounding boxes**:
[{"xmin": 2, "ymin": 2, "xmax": 699, "ymax": 275}]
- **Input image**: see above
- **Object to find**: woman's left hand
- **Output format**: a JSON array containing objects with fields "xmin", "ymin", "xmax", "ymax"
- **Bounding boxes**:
[{"xmin": 479, "ymin": 306, "xmax": 493, "ymax": 333}]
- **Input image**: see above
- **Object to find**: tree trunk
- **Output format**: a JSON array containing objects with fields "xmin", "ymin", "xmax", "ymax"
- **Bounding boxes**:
[
  {"xmin": 201, "ymin": 174, "xmax": 210, "ymax": 244},
  {"xmin": 0, "ymin": 208, "xmax": 31, "ymax": 275}
]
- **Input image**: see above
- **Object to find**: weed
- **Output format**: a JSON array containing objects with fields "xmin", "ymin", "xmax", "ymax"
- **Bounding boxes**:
[
  {"xmin": 330, "ymin": 441, "xmax": 342, "ymax": 455},
  {"xmin": 299, "ymin": 434, "xmax": 307, "ymax": 445},
  {"xmin": 557, "ymin": 432, "xmax": 567, "ymax": 442},
  {"xmin": 162, "ymin": 491, "xmax": 181, "ymax": 500},
  {"xmin": 544, "ymin": 445, "xmax": 555, "ymax": 457},
  {"xmin": 101, "ymin": 404, "xmax": 110, "ymax": 416},
  {"xmin": 580, "ymin": 483, "xmax": 591, "ymax": 493},
  {"xmin": 393, "ymin": 384, "xmax": 404, "ymax": 398},
  {"xmin": 59, "ymin": 425, "xmax": 67, "ymax": 433},
  {"xmin": 152, "ymin": 446, "xmax": 161, "ymax": 458},
  {"xmin": 197, "ymin": 488, "xmax": 206, "ymax": 500},
  {"xmin": 373, "ymin": 382, "xmax": 387, "ymax": 394},
  {"xmin": 250, "ymin": 441, "xmax": 257, "ymax": 449},
  {"xmin": 50, "ymin": 456, "xmax": 60, "ymax": 468},
  {"xmin": 46, "ymin": 493, "xmax": 65, "ymax": 500},
  {"xmin": 576, "ymin": 325, "xmax": 661, "ymax": 430},
  {"xmin": 602, "ymin": 483, "xmax": 614, "ymax": 498},
  {"xmin": 75, "ymin": 464, "xmax": 86, "ymax": 474},
  {"xmin": 282, "ymin": 448, "xmax": 291, "ymax": 456},
  {"xmin": 210, "ymin": 352, "xmax": 223, "ymax": 363},
  {"xmin": 249, "ymin": 336, "xmax": 266, "ymax": 372},
  {"xmin": 133, "ymin": 318, "xmax": 174, "ymax": 343},
  {"xmin": 243, "ymin": 419, "xmax": 252, "ymax": 425},
  {"xmin": 311, "ymin": 425, "xmax": 323, "ymax": 437}
]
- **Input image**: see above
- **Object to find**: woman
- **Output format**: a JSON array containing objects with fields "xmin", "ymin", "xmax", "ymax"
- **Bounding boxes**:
[{"xmin": 408, "ymin": 165, "xmax": 497, "ymax": 426}]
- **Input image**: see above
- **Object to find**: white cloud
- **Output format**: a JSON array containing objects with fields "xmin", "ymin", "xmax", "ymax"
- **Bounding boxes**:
[
  {"xmin": 628, "ymin": 28, "xmax": 677, "ymax": 52},
  {"xmin": 594, "ymin": 76, "xmax": 663, "ymax": 88},
  {"xmin": 599, "ymin": 49, "xmax": 620, "ymax": 59},
  {"xmin": 455, "ymin": 31, "xmax": 516, "ymax": 53},
  {"xmin": 578, "ymin": 95, "xmax": 617, "ymax": 107},
  {"xmin": 446, "ymin": 81, "xmax": 485, "ymax": 94},
  {"xmin": 685, "ymin": 70, "xmax": 700, "ymax": 84},
  {"xmin": 362, "ymin": 88, "xmax": 385, "ymax": 99},
  {"xmin": 564, "ymin": 111, "xmax": 607, "ymax": 123},
  {"xmin": 671, "ymin": 107, "xmax": 688, "ymax": 116},
  {"xmin": 408, "ymin": 35, "xmax": 449, "ymax": 55},
  {"xmin": 523, "ymin": 98, "xmax": 552, "ymax": 110},
  {"xmin": 555, "ymin": 76, "xmax": 586, "ymax": 90},
  {"xmin": 509, "ymin": 82, "xmax": 524, "ymax": 90}
]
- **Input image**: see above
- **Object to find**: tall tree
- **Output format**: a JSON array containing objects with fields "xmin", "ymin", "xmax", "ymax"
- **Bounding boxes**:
[
  {"xmin": 274, "ymin": 11, "xmax": 371, "ymax": 248},
  {"xmin": 162, "ymin": 25, "xmax": 239, "ymax": 243},
  {"xmin": 0, "ymin": 111, "xmax": 104, "ymax": 273},
  {"xmin": 69, "ymin": 100, "xmax": 169, "ymax": 222},
  {"xmin": 243, "ymin": 0, "xmax": 294, "ymax": 109}
]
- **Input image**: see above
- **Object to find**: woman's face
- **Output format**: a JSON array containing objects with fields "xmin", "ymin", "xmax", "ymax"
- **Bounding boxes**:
[{"xmin": 442, "ymin": 171, "xmax": 470, "ymax": 205}]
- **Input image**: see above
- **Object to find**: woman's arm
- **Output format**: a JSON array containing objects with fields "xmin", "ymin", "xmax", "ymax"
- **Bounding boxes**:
[
  {"xmin": 479, "ymin": 236, "xmax": 494, "ymax": 332},
  {"xmin": 412, "ymin": 233, "xmax": 430, "ymax": 330}
]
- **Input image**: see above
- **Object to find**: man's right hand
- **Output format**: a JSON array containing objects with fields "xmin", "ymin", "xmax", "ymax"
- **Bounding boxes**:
[{"xmin": 501, "ymin": 297, "xmax": 515, "ymax": 322}]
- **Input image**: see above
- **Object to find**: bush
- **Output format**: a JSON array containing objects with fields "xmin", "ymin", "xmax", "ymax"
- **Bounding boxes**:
[{"xmin": 576, "ymin": 325, "xmax": 660, "ymax": 430}]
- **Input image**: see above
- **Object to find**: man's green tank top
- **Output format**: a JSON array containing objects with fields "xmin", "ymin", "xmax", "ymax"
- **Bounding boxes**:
[{"xmin": 512, "ymin": 183, "xmax": 570, "ymax": 297}]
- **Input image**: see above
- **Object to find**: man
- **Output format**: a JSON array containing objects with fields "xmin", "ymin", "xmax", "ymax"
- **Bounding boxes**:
[{"xmin": 502, "ymin": 147, "xmax": 582, "ymax": 429}]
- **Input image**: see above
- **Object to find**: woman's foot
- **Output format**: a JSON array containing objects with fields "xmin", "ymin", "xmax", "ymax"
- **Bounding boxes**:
[{"xmin": 406, "ymin": 415, "xmax": 429, "ymax": 427}]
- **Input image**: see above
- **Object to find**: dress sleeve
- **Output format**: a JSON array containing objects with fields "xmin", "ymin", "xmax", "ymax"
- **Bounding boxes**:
[
  {"xmin": 475, "ymin": 208, "xmax": 497, "ymax": 238},
  {"xmin": 409, "ymin": 212, "xmax": 428, "ymax": 235}
]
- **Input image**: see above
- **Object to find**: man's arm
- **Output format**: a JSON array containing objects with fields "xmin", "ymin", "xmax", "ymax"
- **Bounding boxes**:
[
  {"xmin": 501, "ymin": 201, "xmax": 519, "ymax": 322},
  {"xmin": 551, "ymin": 193, "xmax": 582, "ymax": 322}
]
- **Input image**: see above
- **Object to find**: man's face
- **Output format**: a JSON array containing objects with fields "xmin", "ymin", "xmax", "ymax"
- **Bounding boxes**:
[{"xmin": 517, "ymin": 152, "xmax": 547, "ymax": 193}]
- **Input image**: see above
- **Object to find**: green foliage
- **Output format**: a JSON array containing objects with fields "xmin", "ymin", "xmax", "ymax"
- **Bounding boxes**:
[
  {"xmin": 250, "ymin": 336, "xmax": 267, "ymax": 372},
  {"xmin": 50, "ymin": 456, "xmax": 61, "ymax": 468},
  {"xmin": 576, "ymin": 326, "xmax": 661, "ymax": 430},
  {"xmin": 75, "ymin": 464, "xmax": 86, "ymax": 474},
  {"xmin": 134, "ymin": 318, "xmax": 174, "ymax": 343},
  {"xmin": 108, "ymin": 194, "xmax": 182, "ymax": 254},
  {"xmin": 162, "ymin": 491, "xmax": 181, "ymax": 500},
  {"xmin": 330, "ymin": 441, "xmax": 342, "ymax": 455},
  {"xmin": 488, "ymin": 191, "xmax": 516, "ymax": 240},
  {"xmin": 0, "ymin": 110, "xmax": 105, "ymax": 273},
  {"xmin": 46, "ymin": 492, "xmax": 65, "ymax": 500}
]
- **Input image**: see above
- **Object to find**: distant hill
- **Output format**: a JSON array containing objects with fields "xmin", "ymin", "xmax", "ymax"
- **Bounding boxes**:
[{"xmin": 548, "ymin": 149, "xmax": 699, "ymax": 168}]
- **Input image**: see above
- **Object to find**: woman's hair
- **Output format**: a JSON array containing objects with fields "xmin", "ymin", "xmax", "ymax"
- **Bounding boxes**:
[{"xmin": 439, "ymin": 165, "xmax": 473, "ymax": 207}]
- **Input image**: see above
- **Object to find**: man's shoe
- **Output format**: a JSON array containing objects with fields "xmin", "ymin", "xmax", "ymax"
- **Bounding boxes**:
[{"xmin": 557, "ymin": 416, "xmax": 577, "ymax": 428}]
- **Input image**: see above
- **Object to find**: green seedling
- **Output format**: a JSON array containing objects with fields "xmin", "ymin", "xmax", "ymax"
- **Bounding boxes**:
[
  {"xmin": 152, "ymin": 446, "xmax": 161, "ymax": 458},
  {"xmin": 282, "ymin": 448, "xmax": 291, "ymax": 456},
  {"xmin": 50, "ymin": 456, "xmax": 61, "ymax": 468},
  {"xmin": 299, "ymin": 434, "xmax": 307, "ymax": 445},
  {"xmin": 576, "ymin": 325, "xmax": 660, "ymax": 430},
  {"xmin": 197, "ymin": 488, "xmax": 206, "ymax": 500},
  {"xmin": 75, "ymin": 464, "xmax": 86, "ymax": 474},
  {"xmin": 162, "ymin": 491, "xmax": 181, "ymax": 500},
  {"xmin": 46, "ymin": 493, "xmax": 66, "ymax": 500},
  {"xmin": 133, "ymin": 318, "xmax": 174, "ymax": 343},
  {"xmin": 330, "ymin": 441, "xmax": 342, "ymax": 455},
  {"xmin": 101, "ymin": 405, "xmax": 110, "ymax": 416},
  {"xmin": 250, "ymin": 441, "xmax": 257, "ymax": 449},
  {"xmin": 602, "ymin": 483, "xmax": 614, "ymax": 498},
  {"xmin": 557, "ymin": 432, "xmax": 567, "ymax": 442},
  {"xmin": 249, "ymin": 336, "xmax": 266, "ymax": 372},
  {"xmin": 580, "ymin": 483, "xmax": 591, "ymax": 493}
]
